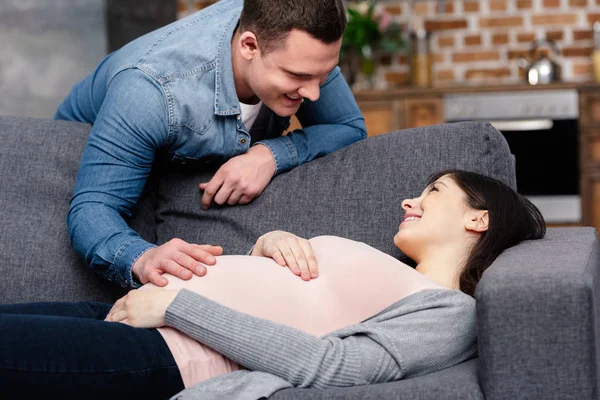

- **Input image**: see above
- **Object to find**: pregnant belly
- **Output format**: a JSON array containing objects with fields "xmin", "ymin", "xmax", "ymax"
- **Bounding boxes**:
[{"xmin": 144, "ymin": 236, "xmax": 440, "ymax": 336}]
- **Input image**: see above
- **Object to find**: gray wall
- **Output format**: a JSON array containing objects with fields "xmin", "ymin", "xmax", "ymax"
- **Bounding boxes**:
[{"xmin": 0, "ymin": 0, "xmax": 106, "ymax": 118}]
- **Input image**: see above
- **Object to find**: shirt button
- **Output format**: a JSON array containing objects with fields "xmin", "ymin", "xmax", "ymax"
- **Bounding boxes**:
[{"xmin": 240, "ymin": 138, "xmax": 247, "ymax": 144}]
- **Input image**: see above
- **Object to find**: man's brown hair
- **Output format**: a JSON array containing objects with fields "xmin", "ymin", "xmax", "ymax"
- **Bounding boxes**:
[{"xmin": 239, "ymin": 0, "xmax": 347, "ymax": 54}]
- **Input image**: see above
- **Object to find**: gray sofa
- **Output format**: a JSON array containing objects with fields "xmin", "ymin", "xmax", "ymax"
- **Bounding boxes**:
[{"xmin": 0, "ymin": 116, "xmax": 598, "ymax": 400}]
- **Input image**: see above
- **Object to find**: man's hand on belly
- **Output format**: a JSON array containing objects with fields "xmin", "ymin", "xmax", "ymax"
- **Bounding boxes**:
[
  {"xmin": 132, "ymin": 239, "xmax": 223, "ymax": 287},
  {"xmin": 251, "ymin": 230, "xmax": 319, "ymax": 281}
]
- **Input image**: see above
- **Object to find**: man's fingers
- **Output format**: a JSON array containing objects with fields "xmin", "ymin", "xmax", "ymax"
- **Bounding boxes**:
[
  {"xmin": 299, "ymin": 240, "xmax": 318, "ymax": 279},
  {"xmin": 180, "ymin": 243, "xmax": 218, "ymax": 265},
  {"xmin": 172, "ymin": 252, "xmax": 203, "ymax": 277},
  {"xmin": 161, "ymin": 259, "xmax": 194, "ymax": 280},
  {"xmin": 200, "ymin": 174, "xmax": 225, "ymax": 210},
  {"xmin": 148, "ymin": 269, "xmax": 169, "ymax": 287},
  {"xmin": 238, "ymin": 194, "xmax": 254, "ymax": 204},
  {"xmin": 213, "ymin": 180, "xmax": 236, "ymax": 206},
  {"xmin": 197, "ymin": 245, "xmax": 223, "ymax": 256},
  {"xmin": 226, "ymin": 189, "xmax": 244, "ymax": 206}
]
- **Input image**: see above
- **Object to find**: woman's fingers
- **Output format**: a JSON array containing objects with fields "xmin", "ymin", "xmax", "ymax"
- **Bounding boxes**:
[
  {"xmin": 299, "ymin": 239, "xmax": 318, "ymax": 279},
  {"xmin": 106, "ymin": 309, "xmax": 128, "ymax": 323},
  {"xmin": 288, "ymin": 240, "xmax": 311, "ymax": 281},
  {"xmin": 278, "ymin": 241, "xmax": 301, "ymax": 276},
  {"xmin": 268, "ymin": 248, "xmax": 287, "ymax": 267}
]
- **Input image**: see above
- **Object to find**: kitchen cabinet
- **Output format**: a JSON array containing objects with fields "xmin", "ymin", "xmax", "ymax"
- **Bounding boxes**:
[
  {"xmin": 579, "ymin": 88, "xmax": 600, "ymax": 231},
  {"xmin": 353, "ymin": 93, "xmax": 445, "ymax": 135},
  {"xmin": 286, "ymin": 94, "xmax": 444, "ymax": 136}
]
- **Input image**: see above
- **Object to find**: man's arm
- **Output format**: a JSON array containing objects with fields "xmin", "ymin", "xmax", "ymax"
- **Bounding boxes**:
[
  {"xmin": 67, "ymin": 68, "xmax": 167, "ymax": 287},
  {"xmin": 256, "ymin": 66, "xmax": 367, "ymax": 174},
  {"xmin": 68, "ymin": 68, "xmax": 220, "ymax": 288}
]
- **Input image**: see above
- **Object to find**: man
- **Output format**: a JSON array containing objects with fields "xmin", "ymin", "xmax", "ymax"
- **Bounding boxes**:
[{"xmin": 56, "ymin": 0, "xmax": 366, "ymax": 289}]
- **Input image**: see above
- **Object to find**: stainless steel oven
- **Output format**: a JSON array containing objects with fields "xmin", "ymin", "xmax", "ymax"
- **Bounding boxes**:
[{"xmin": 444, "ymin": 89, "xmax": 580, "ymax": 224}]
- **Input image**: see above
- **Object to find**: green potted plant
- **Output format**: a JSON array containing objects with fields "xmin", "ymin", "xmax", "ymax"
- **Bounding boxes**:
[{"xmin": 341, "ymin": 1, "xmax": 404, "ymax": 89}]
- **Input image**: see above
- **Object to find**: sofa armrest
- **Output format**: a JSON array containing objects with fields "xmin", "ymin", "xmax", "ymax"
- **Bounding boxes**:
[{"xmin": 476, "ymin": 227, "xmax": 600, "ymax": 400}]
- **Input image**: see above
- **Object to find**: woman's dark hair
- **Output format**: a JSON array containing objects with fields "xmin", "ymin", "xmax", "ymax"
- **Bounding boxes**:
[
  {"xmin": 427, "ymin": 169, "xmax": 546, "ymax": 297},
  {"xmin": 239, "ymin": 0, "xmax": 347, "ymax": 54}
]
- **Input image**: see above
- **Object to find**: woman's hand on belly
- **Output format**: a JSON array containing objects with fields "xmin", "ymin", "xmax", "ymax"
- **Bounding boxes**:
[
  {"xmin": 105, "ymin": 288, "xmax": 181, "ymax": 328},
  {"xmin": 251, "ymin": 230, "xmax": 318, "ymax": 281}
]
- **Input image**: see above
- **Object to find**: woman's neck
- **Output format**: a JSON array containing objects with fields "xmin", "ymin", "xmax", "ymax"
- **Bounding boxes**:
[{"xmin": 415, "ymin": 245, "xmax": 468, "ymax": 289}]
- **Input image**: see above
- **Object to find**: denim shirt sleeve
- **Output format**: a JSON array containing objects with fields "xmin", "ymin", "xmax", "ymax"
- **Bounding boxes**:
[
  {"xmin": 255, "ymin": 66, "xmax": 367, "ymax": 174},
  {"xmin": 67, "ymin": 68, "xmax": 169, "ymax": 288}
]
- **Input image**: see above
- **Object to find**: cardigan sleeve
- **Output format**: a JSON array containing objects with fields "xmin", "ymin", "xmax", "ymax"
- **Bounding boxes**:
[
  {"xmin": 165, "ymin": 289, "xmax": 399, "ymax": 388},
  {"xmin": 165, "ymin": 288, "xmax": 476, "ymax": 388}
]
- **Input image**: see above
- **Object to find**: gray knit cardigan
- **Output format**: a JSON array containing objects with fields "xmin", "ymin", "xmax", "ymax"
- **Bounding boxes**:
[{"xmin": 165, "ymin": 288, "xmax": 477, "ymax": 399}]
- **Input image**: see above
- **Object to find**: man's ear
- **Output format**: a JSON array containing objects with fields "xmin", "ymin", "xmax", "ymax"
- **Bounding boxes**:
[
  {"xmin": 465, "ymin": 210, "xmax": 489, "ymax": 233},
  {"xmin": 239, "ymin": 31, "xmax": 259, "ymax": 60}
]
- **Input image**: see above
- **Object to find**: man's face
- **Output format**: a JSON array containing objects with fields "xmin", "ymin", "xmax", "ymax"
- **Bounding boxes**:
[{"xmin": 245, "ymin": 29, "xmax": 341, "ymax": 117}]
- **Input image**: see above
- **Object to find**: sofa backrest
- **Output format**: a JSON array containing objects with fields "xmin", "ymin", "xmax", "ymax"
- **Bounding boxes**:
[{"xmin": 0, "ymin": 117, "xmax": 515, "ymax": 303}]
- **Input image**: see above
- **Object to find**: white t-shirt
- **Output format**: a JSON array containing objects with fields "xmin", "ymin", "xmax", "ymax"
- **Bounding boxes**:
[{"xmin": 239, "ymin": 101, "xmax": 263, "ymax": 131}]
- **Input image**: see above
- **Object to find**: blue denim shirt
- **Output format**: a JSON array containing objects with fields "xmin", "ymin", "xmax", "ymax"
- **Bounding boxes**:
[{"xmin": 55, "ymin": 0, "xmax": 366, "ymax": 288}]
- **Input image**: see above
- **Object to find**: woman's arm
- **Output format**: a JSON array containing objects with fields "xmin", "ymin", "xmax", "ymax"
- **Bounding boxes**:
[
  {"xmin": 164, "ymin": 289, "xmax": 397, "ymax": 388},
  {"xmin": 164, "ymin": 288, "xmax": 477, "ymax": 388}
]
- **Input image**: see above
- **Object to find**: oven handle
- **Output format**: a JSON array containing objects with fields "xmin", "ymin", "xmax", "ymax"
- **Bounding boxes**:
[{"xmin": 488, "ymin": 119, "xmax": 554, "ymax": 131}]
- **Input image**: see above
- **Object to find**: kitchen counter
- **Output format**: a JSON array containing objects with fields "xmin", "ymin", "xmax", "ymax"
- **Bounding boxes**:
[{"xmin": 353, "ymin": 81, "xmax": 600, "ymax": 101}]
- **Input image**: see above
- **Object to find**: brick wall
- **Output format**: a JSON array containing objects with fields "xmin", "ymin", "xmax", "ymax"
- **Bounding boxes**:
[{"xmin": 176, "ymin": 0, "xmax": 600, "ymax": 87}]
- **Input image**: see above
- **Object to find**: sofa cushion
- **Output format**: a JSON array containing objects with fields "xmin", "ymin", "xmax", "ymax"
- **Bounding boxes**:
[
  {"xmin": 155, "ymin": 121, "xmax": 516, "ymax": 260},
  {"xmin": 269, "ymin": 359, "xmax": 483, "ymax": 400},
  {"xmin": 0, "ymin": 116, "xmax": 155, "ymax": 303}
]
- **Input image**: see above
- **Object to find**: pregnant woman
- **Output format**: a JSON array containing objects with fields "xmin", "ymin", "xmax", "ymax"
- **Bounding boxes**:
[{"xmin": 0, "ymin": 170, "xmax": 545, "ymax": 399}]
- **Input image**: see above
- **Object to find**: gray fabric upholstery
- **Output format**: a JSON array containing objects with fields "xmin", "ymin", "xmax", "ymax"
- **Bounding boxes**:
[
  {"xmin": 0, "ymin": 117, "xmax": 123, "ymax": 303},
  {"xmin": 155, "ymin": 121, "xmax": 516, "ymax": 259},
  {"xmin": 477, "ymin": 227, "xmax": 600, "ymax": 400},
  {"xmin": 0, "ymin": 116, "xmax": 155, "ymax": 303},
  {"xmin": 0, "ymin": 116, "xmax": 598, "ymax": 400},
  {"xmin": 270, "ymin": 359, "xmax": 483, "ymax": 400}
]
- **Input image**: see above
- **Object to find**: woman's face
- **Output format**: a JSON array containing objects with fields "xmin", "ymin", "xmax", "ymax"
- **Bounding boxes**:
[{"xmin": 394, "ymin": 175, "xmax": 482, "ymax": 261}]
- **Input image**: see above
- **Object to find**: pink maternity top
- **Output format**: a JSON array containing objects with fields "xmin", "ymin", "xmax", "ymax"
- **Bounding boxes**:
[{"xmin": 141, "ymin": 236, "xmax": 443, "ymax": 388}]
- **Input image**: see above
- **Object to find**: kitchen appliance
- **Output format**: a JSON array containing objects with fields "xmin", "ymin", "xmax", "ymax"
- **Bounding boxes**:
[
  {"xmin": 445, "ymin": 89, "xmax": 580, "ymax": 224},
  {"xmin": 519, "ymin": 39, "xmax": 562, "ymax": 85}
]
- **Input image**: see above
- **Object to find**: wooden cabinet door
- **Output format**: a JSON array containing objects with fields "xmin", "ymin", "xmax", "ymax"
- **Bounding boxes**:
[
  {"xmin": 580, "ymin": 93, "xmax": 600, "ymax": 125},
  {"xmin": 360, "ymin": 101, "xmax": 398, "ymax": 137},
  {"xmin": 286, "ymin": 102, "xmax": 398, "ymax": 137},
  {"xmin": 402, "ymin": 97, "xmax": 444, "ymax": 129},
  {"xmin": 579, "ymin": 90, "xmax": 600, "ymax": 231}
]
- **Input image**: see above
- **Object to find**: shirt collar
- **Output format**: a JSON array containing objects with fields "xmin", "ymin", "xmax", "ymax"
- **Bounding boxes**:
[{"xmin": 214, "ymin": 13, "xmax": 243, "ymax": 116}]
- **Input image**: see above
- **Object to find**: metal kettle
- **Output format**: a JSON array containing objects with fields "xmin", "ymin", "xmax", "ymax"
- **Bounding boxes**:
[{"xmin": 519, "ymin": 39, "xmax": 561, "ymax": 85}]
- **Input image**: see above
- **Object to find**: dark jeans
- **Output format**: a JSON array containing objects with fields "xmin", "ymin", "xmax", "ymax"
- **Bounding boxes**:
[{"xmin": 0, "ymin": 301, "xmax": 184, "ymax": 399}]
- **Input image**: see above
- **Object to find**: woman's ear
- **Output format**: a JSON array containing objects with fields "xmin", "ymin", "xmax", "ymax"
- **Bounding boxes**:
[{"xmin": 465, "ymin": 210, "xmax": 489, "ymax": 233}]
